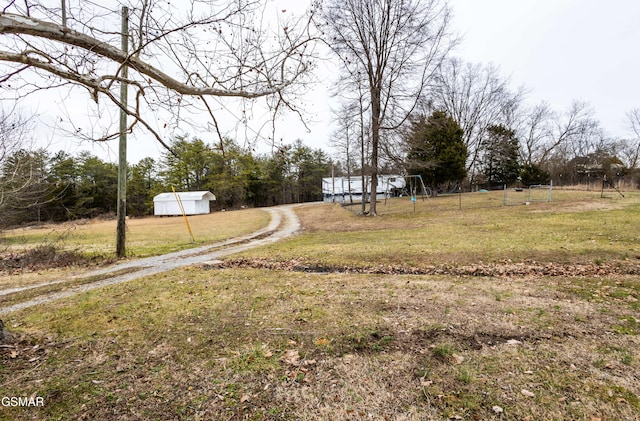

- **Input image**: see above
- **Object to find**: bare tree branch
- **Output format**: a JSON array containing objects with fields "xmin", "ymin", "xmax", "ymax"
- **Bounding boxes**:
[
  {"xmin": 320, "ymin": 0, "xmax": 456, "ymax": 215},
  {"xmin": 0, "ymin": 13, "xmax": 306, "ymax": 98},
  {"xmin": 0, "ymin": 1, "xmax": 318, "ymax": 151},
  {"xmin": 625, "ymin": 108, "xmax": 640, "ymax": 168},
  {"xmin": 431, "ymin": 57, "xmax": 522, "ymax": 178}
]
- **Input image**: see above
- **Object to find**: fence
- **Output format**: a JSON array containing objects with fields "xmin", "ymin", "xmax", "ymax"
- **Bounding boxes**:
[{"xmin": 503, "ymin": 182, "xmax": 553, "ymax": 206}]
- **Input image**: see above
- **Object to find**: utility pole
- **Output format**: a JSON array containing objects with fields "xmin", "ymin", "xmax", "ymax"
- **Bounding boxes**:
[
  {"xmin": 116, "ymin": 6, "xmax": 129, "ymax": 258},
  {"xmin": 61, "ymin": 0, "xmax": 67, "ymax": 27}
]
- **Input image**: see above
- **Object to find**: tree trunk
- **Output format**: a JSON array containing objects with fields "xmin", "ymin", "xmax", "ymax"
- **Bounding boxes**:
[
  {"xmin": 369, "ymin": 86, "xmax": 381, "ymax": 216},
  {"xmin": 0, "ymin": 319, "xmax": 15, "ymax": 344}
]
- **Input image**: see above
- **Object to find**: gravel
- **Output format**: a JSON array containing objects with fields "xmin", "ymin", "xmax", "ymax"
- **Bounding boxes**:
[{"xmin": 0, "ymin": 205, "xmax": 300, "ymax": 315}]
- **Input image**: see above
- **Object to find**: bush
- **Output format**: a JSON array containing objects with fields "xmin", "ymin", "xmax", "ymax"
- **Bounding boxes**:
[{"xmin": 0, "ymin": 244, "xmax": 106, "ymax": 272}]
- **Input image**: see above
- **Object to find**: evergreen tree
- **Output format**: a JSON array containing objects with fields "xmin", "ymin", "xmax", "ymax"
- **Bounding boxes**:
[
  {"xmin": 128, "ymin": 158, "xmax": 160, "ymax": 217},
  {"xmin": 520, "ymin": 163, "xmax": 550, "ymax": 186},
  {"xmin": 406, "ymin": 111, "xmax": 467, "ymax": 193},
  {"xmin": 260, "ymin": 148, "xmax": 291, "ymax": 206},
  {"xmin": 74, "ymin": 153, "xmax": 118, "ymax": 218},
  {"xmin": 162, "ymin": 137, "xmax": 217, "ymax": 191},
  {"xmin": 290, "ymin": 140, "xmax": 330, "ymax": 203},
  {"xmin": 207, "ymin": 139, "xmax": 261, "ymax": 210},
  {"xmin": 481, "ymin": 124, "xmax": 521, "ymax": 186},
  {"xmin": 46, "ymin": 151, "xmax": 79, "ymax": 221}
]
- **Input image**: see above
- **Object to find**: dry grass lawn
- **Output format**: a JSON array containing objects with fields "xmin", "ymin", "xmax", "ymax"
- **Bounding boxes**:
[
  {"xmin": 0, "ymin": 208, "xmax": 270, "ymax": 291},
  {"xmin": 1, "ymin": 190, "xmax": 639, "ymax": 420},
  {"xmin": 1, "ymin": 268, "xmax": 638, "ymax": 420},
  {"xmin": 0, "ymin": 208, "xmax": 269, "ymax": 256}
]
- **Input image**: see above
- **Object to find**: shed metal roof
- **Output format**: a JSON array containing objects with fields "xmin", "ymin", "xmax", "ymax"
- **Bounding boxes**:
[{"xmin": 153, "ymin": 191, "xmax": 216, "ymax": 202}]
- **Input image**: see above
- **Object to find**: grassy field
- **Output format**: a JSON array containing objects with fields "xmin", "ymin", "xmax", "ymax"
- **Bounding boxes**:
[
  {"xmin": 235, "ymin": 189, "xmax": 640, "ymax": 268},
  {"xmin": 0, "ymin": 208, "xmax": 270, "ymax": 291},
  {"xmin": 1, "ymin": 190, "xmax": 639, "ymax": 420},
  {"xmin": 0, "ymin": 208, "xmax": 270, "ymax": 257}
]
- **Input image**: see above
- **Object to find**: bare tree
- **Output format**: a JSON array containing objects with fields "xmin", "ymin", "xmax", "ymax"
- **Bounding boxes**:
[
  {"xmin": 0, "ymin": 0, "xmax": 317, "ymax": 254},
  {"xmin": 511, "ymin": 100, "xmax": 601, "ymax": 168},
  {"xmin": 516, "ymin": 101, "xmax": 554, "ymax": 166},
  {"xmin": 0, "ymin": 1, "xmax": 317, "ymax": 149},
  {"xmin": 0, "ymin": 106, "xmax": 32, "ymax": 167},
  {"xmin": 624, "ymin": 108, "xmax": 640, "ymax": 168},
  {"xmin": 552, "ymin": 102, "xmax": 600, "ymax": 163},
  {"xmin": 538, "ymin": 101, "xmax": 600, "ymax": 166},
  {"xmin": 320, "ymin": 0, "xmax": 456, "ymax": 215},
  {"xmin": 0, "ymin": 107, "xmax": 48, "ymax": 229},
  {"xmin": 329, "ymin": 102, "xmax": 360, "ymax": 204},
  {"xmin": 430, "ymin": 57, "xmax": 523, "ymax": 180}
]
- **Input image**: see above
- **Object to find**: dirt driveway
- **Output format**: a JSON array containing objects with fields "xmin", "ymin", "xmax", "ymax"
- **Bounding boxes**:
[{"xmin": 0, "ymin": 205, "xmax": 301, "ymax": 315}]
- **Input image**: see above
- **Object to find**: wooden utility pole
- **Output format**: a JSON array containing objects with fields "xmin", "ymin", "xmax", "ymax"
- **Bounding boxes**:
[
  {"xmin": 61, "ymin": 0, "xmax": 67, "ymax": 27},
  {"xmin": 116, "ymin": 6, "xmax": 129, "ymax": 258}
]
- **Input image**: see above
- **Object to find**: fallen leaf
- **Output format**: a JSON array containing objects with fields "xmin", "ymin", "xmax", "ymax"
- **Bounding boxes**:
[
  {"xmin": 521, "ymin": 389, "xmax": 535, "ymax": 398},
  {"xmin": 240, "ymin": 394, "xmax": 250, "ymax": 403},
  {"xmin": 281, "ymin": 349, "xmax": 300, "ymax": 366}
]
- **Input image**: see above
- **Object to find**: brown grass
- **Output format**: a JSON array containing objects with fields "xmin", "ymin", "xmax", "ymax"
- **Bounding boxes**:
[
  {"xmin": 233, "ymin": 191, "xmax": 640, "ymax": 271},
  {"xmin": 0, "ymin": 208, "xmax": 270, "ymax": 291},
  {"xmin": 0, "ymin": 192, "xmax": 638, "ymax": 420},
  {"xmin": 0, "ymin": 208, "xmax": 270, "ymax": 256},
  {"xmin": 1, "ymin": 268, "xmax": 638, "ymax": 420}
]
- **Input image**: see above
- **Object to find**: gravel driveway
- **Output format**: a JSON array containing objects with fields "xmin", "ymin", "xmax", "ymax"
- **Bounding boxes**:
[{"xmin": 0, "ymin": 205, "xmax": 301, "ymax": 315}]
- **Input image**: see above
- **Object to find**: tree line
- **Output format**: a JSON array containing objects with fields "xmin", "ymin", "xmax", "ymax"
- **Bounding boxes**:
[
  {"xmin": 0, "ymin": 135, "xmax": 329, "ymax": 228},
  {"xmin": 2, "ymin": 0, "xmax": 640, "ymax": 228},
  {"xmin": 323, "ymin": 1, "xmax": 640, "ymax": 205},
  {"xmin": 401, "ymin": 108, "xmax": 633, "ymax": 193}
]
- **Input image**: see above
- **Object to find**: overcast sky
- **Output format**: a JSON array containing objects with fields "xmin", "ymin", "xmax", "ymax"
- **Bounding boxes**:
[
  {"xmin": 281, "ymin": 0, "xmax": 640, "ymax": 160},
  {"xmin": 28, "ymin": 0, "xmax": 640, "ymax": 163},
  {"xmin": 449, "ymin": 0, "xmax": 640, "ymax": 137}
]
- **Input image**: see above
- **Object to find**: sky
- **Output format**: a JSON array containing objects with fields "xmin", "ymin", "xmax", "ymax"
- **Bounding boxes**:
[
  {"xmin": 448, "ymin": 0, "xmax": 640, "ymax": 137},
  {"xmin": 295, "ymin": 0, "xmax": 640, "ymax": 162},
  {"xmin": 18, "ymin": 0, "xmax": 640, "ymax": 163}
]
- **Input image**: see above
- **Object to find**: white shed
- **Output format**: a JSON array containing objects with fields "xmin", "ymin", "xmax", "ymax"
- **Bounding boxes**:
[{"xmin": 153, "ymin": 191, "xmax": 216, "ymax": 216}]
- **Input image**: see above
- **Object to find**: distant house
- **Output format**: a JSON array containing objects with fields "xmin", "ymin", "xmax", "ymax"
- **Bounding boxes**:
[
  {"xmin": 153, "ymin": 191, "xmax": 216, "ymax": 216},
  {"xmin": 322, "ymin": 175, "xmax": 406, "ymax": 203}
]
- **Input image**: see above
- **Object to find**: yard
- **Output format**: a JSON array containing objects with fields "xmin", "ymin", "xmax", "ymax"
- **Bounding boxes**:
[{"xmin": 1, "ymin": 190, "xmax": 639, "ymax": 420}]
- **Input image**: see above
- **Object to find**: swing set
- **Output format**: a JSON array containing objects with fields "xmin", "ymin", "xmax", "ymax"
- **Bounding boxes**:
[
  {"xmin": 601, "ymin": 174, "xmax": 625, "ymax": 198},
  {"xmin": 385, "ymin": 175, "xmax": 431, "ymax": 211}
]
